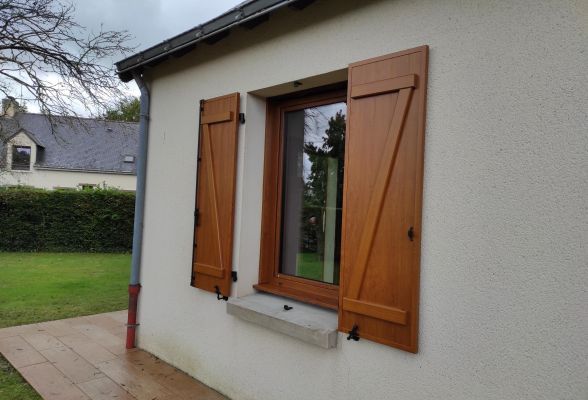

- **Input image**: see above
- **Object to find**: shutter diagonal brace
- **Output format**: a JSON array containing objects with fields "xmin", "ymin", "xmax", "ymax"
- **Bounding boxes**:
[
  {"xmin": 194, "ymin": 112, "xmax": 235, "ymax": 279},
  {"xmin": 343, "ymin": 86, "xmax": 413, "ymax": 325},
  {"xmin": 203, "ymin": 123, "xmax": 224, "ymax": 273}
]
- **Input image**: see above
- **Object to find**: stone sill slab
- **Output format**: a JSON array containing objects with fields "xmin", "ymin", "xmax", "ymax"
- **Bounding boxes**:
[{"xmin": 227, "ymin": 292, "xmax": 338, "ymax": 349}]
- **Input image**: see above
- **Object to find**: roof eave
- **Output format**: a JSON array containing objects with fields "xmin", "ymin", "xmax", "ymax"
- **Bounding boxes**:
[{"xmin": 115, "ymin": 0, "xmax": 315, "ymax": 82}]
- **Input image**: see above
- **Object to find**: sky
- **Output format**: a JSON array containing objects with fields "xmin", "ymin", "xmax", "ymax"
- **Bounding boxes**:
[
  {"xmin": 72, "ymin": 0, "xmax": 244, "ymax": 55},
  {"xmin": 21, "ymin": 0, "xmax": 244, "ymax": 112}
]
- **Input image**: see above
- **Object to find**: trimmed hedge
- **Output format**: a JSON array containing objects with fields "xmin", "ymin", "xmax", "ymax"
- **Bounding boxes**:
[{"xmin": 0, "ymin": 188, "xmax": 135, "ymax": 252}]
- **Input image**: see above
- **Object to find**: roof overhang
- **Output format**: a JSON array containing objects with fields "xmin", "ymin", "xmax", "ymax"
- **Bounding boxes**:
[
  {"xmin": 5, "ymin": 129, "xmax": 45, "ymax": 148},
  {"xmin": 115, "ymin": 0, "xmax": 315, "ymax": 82}
]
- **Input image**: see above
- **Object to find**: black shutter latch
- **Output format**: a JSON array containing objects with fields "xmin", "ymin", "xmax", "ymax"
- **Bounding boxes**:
[
  {"xmin": 215, "ymin": 285, "xmax": 228, "ymax": 301},
  {"xmin": 347, "ymin": 324, "xmax": 360, "ymax": 341},
  {"xmin": 407, "ymin": 226, "xmax": 415, "ymax": 241}
]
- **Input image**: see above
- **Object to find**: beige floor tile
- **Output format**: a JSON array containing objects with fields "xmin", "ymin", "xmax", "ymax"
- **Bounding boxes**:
[
  {"xmin": 38, "ymin": 320, "xmax": 79, "ymax": 337},
  {"xmin": 97, "ymin": 358, "xmax": 175, "ymax": 400},
  {"xmin": 0, "ymin": 335, "xmax": 46, "ymax": 368},
  {"xmin": 84, "ymin": 314, "xmax": 126, "ymax": 339},
  {"xmin": 40, "ymin": 346, "xmax": 104, "ymax": 384},
  {"xmin": 72, "ymin": 324, "xmax": 126, "ymax": 356},
  {"xmin": 77, "ymin": 376, "xmax": 136, "ymax": 400},
  {"xmin": 0, "ymin": 323, "xmax": 44, "ymax": 339},
  {"xmin": 19, "ymin": 362, "xmax": 89, "ymax": 400},
  {"xmin": 102, "ymin": 310, "xmax": 128, "ymax": 324},
  {"xmin": 22, "ymin": 332, "xmax": 65, "ymax": 351},
  {"xmin": 59, "ymin": 333, "xmax": 118, "ymax": 366}
]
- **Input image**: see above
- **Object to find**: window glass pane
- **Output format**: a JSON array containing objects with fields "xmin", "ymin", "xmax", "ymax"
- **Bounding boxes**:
[
  {"xmin": 280, "ymin": 102, "xmax": 346, "ymax": 285},
  {"xmin": 12, "ymin": 146, "xmax": 31, "ymax": 170}
]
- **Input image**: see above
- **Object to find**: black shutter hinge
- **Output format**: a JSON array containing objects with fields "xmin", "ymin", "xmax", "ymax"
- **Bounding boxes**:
[
  {"xmin": 231, "ymin": 271, "xmax": 238, "ymax": 282},
  {"xmin": 239, "ymin": 113, "xmax": 245, "ymax": 124},
  {"xmin": 407, "ymin": 226, "xmax": 415, "ymax": 241},
  {"xmin": 347, "ymin": 324, "xmax": 360, "ymax": 341},
  {"xmin": 215, "ymin": 285, "xmax": 228, "ymax": 301},
  {"xmin": 190, "ymin": 271, "xmax": 195, "ymax": 285},
  {"xmin": 194, "ymin": 209, "xmax": 200, "ymax": 226}
]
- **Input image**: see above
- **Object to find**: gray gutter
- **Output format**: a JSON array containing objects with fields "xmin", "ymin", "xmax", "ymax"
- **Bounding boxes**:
[
  {"xmin": 125, "ymin": 71, "xmax": 149, "ymax": 349},
  {"xmin": 115, "ymin": 0, "xmax": 314, "ymax": 82},
  {"xmin": 129, "ymin": 71, "xmax": 150, "ymax": 286}
]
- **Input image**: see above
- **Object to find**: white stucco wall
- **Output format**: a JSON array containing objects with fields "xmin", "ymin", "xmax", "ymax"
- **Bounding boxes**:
[
  {"xmin": 1, "ymin": 132, "xmax": 136, "ymax": 190},
  {"xmin": 136, "ymin": 1, "xmax": 588, "ymax": 399},
  {"xmin": 1, "ymin": 168, "xmax": 136, "ymax": 190}
]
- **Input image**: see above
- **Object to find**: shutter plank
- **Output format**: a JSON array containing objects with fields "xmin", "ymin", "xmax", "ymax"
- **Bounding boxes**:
[
  {"xmin": 350, "ymin": 74, "xmax": 416, "ymax": 99},
  {"xmin": 194, "ymin": 263, "xmax": 225, "ymax": 278},
  {"xmin": 342, "ymin": 298, "xmax": 407, "ymax": 325},
  {"xmin": 192, "ymin": 93, "xmax": 240, "ymax": 298},
  {"xmin": 345, "ymin": 87, "xmax": 413, "ymax": 299},
  {"xmin": 201, "ymin": 111, "xmax": 233, "ymax": 125},
  {"xmin": 339, "ymin": 46, "xmax": 428, "ymax": 353}
]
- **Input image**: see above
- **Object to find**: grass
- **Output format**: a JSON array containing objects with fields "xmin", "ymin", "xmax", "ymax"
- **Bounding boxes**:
[
  {"xmin": 0, "ymin": 355, "xmax": 41, "ymax": 400},
  {"xmin": 0, "ymin": 252, "xmax": 131, "ymax": 328},
  {"xmin": 0, "ymin": 252, "xmax": 130, "ymax": 399},
  {"xmin": 296, "ymin": 252, "xmax": 324, "ymax": 281}
]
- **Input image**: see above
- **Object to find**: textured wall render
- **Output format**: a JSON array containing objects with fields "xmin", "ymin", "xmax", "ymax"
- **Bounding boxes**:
[{"xmin": 136, "ymin": 1, "xmax": 588, "ymax": 399}]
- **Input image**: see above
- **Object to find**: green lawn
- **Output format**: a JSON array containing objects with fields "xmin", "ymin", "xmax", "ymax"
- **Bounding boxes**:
[
  {"xmin": 0, "ymin": 252, "xmax": 130, "ymax": 399},
  {"xmin": 296, "ymin": 252, "xmax": 324, "ymax": 281},
  {"xmin": 0, "ymin": 252, "xmax": 130, "ymax": 328}
]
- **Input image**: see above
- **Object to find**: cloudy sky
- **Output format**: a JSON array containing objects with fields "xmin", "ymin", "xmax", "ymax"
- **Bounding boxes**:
[
  {"xmin": 19, "ymin": 1, "xmax": 244, "ymax": 112},
  {"xmin": 73, "ymin": 0, "xmax": 244, "ymax": 55}
]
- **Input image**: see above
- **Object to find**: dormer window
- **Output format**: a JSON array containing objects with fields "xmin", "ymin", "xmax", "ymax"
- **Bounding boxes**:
[
  {"xmin": 123, "ymin": 155, "xmax": 135, "ymax": 163},
  {"xmin": 11, "ymin": 146, "xmax": 31, "ymax": 171}
]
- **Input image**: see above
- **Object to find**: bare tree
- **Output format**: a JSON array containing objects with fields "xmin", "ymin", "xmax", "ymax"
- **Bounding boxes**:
[{"xmin": 0, "ymin": 0, "xmax": 133, "ymax": 117}]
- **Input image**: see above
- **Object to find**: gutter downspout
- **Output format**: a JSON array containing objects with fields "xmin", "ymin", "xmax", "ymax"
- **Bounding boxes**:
[{"xmin": 126, "ymin": 71, "xmax": 150, "ymax": 349}]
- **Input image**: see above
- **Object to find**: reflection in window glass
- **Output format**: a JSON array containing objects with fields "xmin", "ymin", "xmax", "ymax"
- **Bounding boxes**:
[
  {"xmin": 12, "ymin": 146, "xmax": 31, "ymax": 170},
  {"xmin": 280, "ymin": 102, "xmax": 346, "ymax": 285}
]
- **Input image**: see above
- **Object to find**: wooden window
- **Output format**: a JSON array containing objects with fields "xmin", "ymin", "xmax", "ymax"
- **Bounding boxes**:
[
  {"xmin": 257, "ymin": 46, "xmax": 427, "ymax": 352},
  {"xmin": 338, "ymin": 46, "xmax": 428, "ymax": 352},
  {"xmin": 191, "ymin": 93, "xmax": 240, "ymax": 299},
  {"xmin": 256, "ymin": 89, "xmax": 347, "ymax": 309}
]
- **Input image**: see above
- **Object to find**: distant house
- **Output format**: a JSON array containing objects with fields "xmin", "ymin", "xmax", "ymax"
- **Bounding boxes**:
[{"xmin": 0, "ymin": 98, "xmax": 138, "ymax": 191}]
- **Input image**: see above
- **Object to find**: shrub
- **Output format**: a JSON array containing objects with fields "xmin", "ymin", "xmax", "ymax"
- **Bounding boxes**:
[{"xmin": 0, "ymin": 188, "xmax": 135, "ymax": 252}]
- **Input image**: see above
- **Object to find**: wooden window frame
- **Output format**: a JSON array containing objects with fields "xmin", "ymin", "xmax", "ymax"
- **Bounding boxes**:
[{"xmin": 255, "ymin": 87, "xmax": 347, "ymax": 310}]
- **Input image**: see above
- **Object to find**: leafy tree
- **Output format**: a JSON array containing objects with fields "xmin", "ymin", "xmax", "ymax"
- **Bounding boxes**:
[
  {"xmin": 0, "ymin": 0, "xmax": 133, "ymax": 117},
  {"xmin": 103, "ymin": 97, "xmax": 140, "ymax": 122},
  {"xmin": 301, "ymin": 110, "xmax": 346, "ymax": 261}
]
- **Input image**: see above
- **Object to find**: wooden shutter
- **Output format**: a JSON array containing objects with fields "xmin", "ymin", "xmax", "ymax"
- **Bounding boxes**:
[
  {"xmin": 338, "ymin": 46, "xmax": 428, "ymax": 352},
  {"xmin": 191, "ymin": 93, "xmax": 240, "ymax": 298}
]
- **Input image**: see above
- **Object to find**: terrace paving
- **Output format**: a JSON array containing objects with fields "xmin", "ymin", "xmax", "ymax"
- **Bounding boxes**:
[{"xmin": 0, "ymin": 310, "xmax": 227, "ymax": 400}]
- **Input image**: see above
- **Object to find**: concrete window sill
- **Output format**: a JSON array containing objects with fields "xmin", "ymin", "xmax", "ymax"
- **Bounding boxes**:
[{"xmin": 227, "ymin": 292, "xmax": 338, "ymax": 349}]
